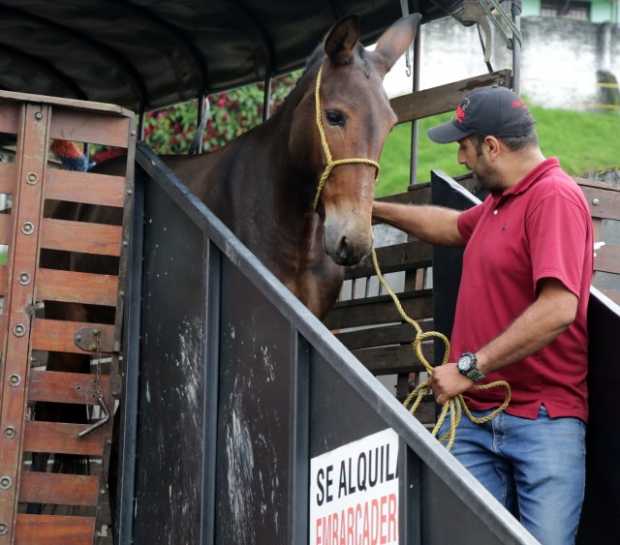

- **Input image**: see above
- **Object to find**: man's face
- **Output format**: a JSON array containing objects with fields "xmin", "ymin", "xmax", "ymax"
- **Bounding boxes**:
[{"xmin": 457, "ymin": 136, "xmax": 503, "ymax": 193}]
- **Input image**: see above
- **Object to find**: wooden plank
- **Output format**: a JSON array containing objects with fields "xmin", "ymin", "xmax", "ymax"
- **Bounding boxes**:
[
  {"xmin": 325, "ymin": 290, "xmax": 433, "ymax": 330},
  {"xmin": 51, "ymin": 108, "xmax": 130, "ymax": 148},
  {"xmin": 29, "ymin": 370, "xmax": 111, "ymax": 405},
  {"xmin": 46, "ymin": 168, "xmax": 125, "ymax": 207},
  {"xmin": 580, "ymin": 186, "xmax": 620, "ymax": 221},
  {"xmin": 0, "ymin": 266, "xmax": 7, "ymax": 295},
  {"xmin": 353, "ymin": 344, "xmax": 434, "ymax": 375},
  {"xmin": 0, "ymin": 213, "xmax": 11, "ymax": 245},
  {"xmin": 19, "ymin": 472, "xmax": 99, "ymax": 506},
  {"xmin": 575, "ymin": 177, "xmax": 620, "ymax": 191},
  {"xmin": 24, "ymin": 421, "xmax": 107, "ymax": 456},
  {"xmin": 390, "ymin": 70, "xmax": 512, "ymax": 124},
  {"xmin": 374, "ymin": 176, "xmax": 478, "ymax": 208},
  {"xmin": 31, "ymin": 319, "xmax": 115, "ymax": 354},
  {"xmin": 15, "ymin": 514, "xmax": 95, "ymax": 545},
  {"xmin": 41, "ymin": 218, "xmax": 122, "ymax": 256},
  {"xmin": 336, "ymin": 321, "xmax": 435, "ymax": 350},
  {"xmin": 0, "ymin": 162, "xmax": 17, "ymax": 193},
  {"xmin": 345, "ymin": 241, "xmax": 432, "ymax": 280},
  {"xmin": 0, "ymin": 102, "xmax": 19, "ymax": 134},
  {"xmin": 37, "ymin": 268, "xmax": 118, "ymax": 306},
  {"xmin": 595, "ymin": 243, "xmax": 620, "ymax": 274}
]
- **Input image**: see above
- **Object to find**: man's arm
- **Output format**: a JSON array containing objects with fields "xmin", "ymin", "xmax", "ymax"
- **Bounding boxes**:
[
  {"xmin": 431, "ymin": 278, "xmax": 579, "ymax": 405},
  {"xmin": 372, "ymin": 201, "xmax": 465, "ymax": 246}
]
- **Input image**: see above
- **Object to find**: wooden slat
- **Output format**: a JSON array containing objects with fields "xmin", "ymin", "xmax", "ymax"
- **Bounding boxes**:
[
  {"xmin": 596, "ymin": 244, "xmax": 620, "ymax": 274},
  {"xmin": 390, "ymin": 70, "xmax": 512, "ymax": 123},
  {"xmin": 0, "ymin": 213, "xmax": 11, "ymax": 245},
  {"xmin": 345, "ymin": 241, "xmax": 432, "ymax": 279},
  {"xmin": 41, "ymin": 218, "xmax": 122, "ymax": 256},
  {"xmin": 0, "ymin": 266, "xmax": 7, "ymax": 295},
  {"xmin": 0, "ymin": 102, "xmax": 19, "ymax": 134},
  {"xmin": 15, "ymin": 514, "xmax": 95, "ymax": 545},
  {"xmin": 31, "ymin": 319, "xmax": 115, "ymax": 354},
  {"xmin": 51, "ymin": 108, "xmax": 130, "ymax": 148},
  {"xmin": 353, "ymin": 344, "xmax": 434, "ymax": 375},
  {"xmin": 37, "ymin": 268, "xmax": 118, "ymax": 306},
  {"xmin": 337, "ymin": 321, "xmax": 435, "ymax": 350},
  {"xmin": 46, "ymin": 168, "xmax": 125, "ymax": 207},
  {"xmin": 19, "ymin": 472, "xmax": 99, "ymax": 506},
  {"xmin": 0, "ymin": 162, "xmax": 17, "ymax": 193},
  {"xmin": 29, "ymin": 370, "xmax": 111, "ymax": 404},
  {"xmin": 24, "ymin": 422, "xmax": 107, "ymax": 456},
  {"xmin": 580, "ymin": 186, "xmax": 620, "ymax": 221},
  {"xmin": 325, "ymin": 289, "xmax": 433, "ymax": 330}
]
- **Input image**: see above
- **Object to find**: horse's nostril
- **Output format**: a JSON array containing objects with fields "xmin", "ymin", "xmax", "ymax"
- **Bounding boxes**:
[{"xmin": 338, "ymin": 236, "xmax": 349, "ymax": 259}]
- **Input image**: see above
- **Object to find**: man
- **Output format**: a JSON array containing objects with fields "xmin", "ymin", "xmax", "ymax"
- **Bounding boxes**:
[{"xmin": 373, "ymin": 87, "xmax": 593, "ymax": 545}]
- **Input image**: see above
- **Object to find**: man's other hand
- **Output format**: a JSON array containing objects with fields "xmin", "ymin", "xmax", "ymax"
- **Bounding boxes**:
[{"xmin": 430, "ymin": 362, "xmax": 474, "ymax": 405}]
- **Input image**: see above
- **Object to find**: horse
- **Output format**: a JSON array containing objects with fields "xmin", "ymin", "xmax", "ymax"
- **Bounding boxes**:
[{"xmin": 161, "ymin": 13, "xmax": 421, "ymax": 318}]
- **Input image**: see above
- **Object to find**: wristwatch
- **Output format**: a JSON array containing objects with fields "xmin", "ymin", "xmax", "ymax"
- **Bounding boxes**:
[{"xmin": 457, "ymin": 352, "xmax": 485, "ymax": 382}]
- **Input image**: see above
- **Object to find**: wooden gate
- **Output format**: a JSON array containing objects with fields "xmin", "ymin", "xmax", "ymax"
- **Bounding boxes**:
[{"xmin": 0, "ymin": 91, "xmax": 134, "ymax": 545}]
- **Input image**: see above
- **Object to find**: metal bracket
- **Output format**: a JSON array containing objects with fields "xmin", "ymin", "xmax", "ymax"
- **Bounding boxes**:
[
  {"xmin": 77, "ymin": 392, "xmax": 110, "ymax": 438},
  {"xmin": 462, "ymin": 0, "xmax": 522, "ymax": 50},
  {"xmin": 74, "ymin": 327, "xmax": 103, "ymax": 352}
]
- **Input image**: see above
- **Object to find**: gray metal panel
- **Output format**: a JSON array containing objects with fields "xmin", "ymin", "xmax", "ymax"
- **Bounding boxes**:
[
  {"xmin": 215, "ymin": 258, "xmax": 295, "ymax": 545},
  {"xmin": 133, "ymin": 177, "xmax": 207, "ymax": 545}
]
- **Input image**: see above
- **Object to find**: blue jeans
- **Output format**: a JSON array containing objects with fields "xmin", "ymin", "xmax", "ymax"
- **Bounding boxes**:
[{"xmin": 440, "ymin": 406, "xmax": 585, "ymax": 545}]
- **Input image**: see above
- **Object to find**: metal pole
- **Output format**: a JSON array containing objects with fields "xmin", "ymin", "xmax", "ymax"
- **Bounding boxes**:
[
  {"xmin": 197, "ymin": 95, "xmax": 205, "ymax": 154},
  {"xmin": 409, "ymin": 1, "xmax": 422, "ymax": 188},
  {"xmin": 262, "ymin": 73, "xmax": 272, "ymax": 122},
  {"xmin": 137, "ymin": 104, "xmax": 146, "ymax": 142},
  {"xmin": 511, "ymin": 2, "xmax": 521, "ymax": 94}
]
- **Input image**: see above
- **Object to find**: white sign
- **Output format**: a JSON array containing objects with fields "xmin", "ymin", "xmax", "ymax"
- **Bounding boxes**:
[{"xmin": 310, "ymin": 428, "xmax": 399, "ymax": 545}]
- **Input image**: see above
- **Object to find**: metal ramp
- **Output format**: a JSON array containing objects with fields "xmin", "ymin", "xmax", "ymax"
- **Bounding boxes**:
[{"xmin": 116, "ymin": 145, "xmax": 540, "ymax": 545}]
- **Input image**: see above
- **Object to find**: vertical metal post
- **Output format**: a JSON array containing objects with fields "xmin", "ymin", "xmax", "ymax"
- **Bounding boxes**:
[
  {"xmin": 137, "ymin": 104, "xmax": 146, "ymax": 142},
  {"xmin": 262, "ymin": 73, "xmax": 272, "ymax": 122},
  {"xmin": 511, "ymin": 2, "xmax": 522, "ymax": 94},
  {"xmin": 197, "ymin": 95, "xmax": 205, "ymax": 154},
  {"xmin": 409, "ymin": 0, "xmax": 422, "ymax": 189}
]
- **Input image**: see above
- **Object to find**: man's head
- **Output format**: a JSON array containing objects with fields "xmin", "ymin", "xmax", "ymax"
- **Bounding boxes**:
[{"xmin": 428, "ymin": 87, "xmax": 540, "ymax": 193}]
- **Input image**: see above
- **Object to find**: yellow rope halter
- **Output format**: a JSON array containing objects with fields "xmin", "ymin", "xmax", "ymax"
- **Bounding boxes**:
[
  {"xmin": 311, "ymin": 64, "xmax": 381, "ymax": 211},
  {"xmin": 311, "ymin": 62, "xmax": 511, "ymax": 450}
]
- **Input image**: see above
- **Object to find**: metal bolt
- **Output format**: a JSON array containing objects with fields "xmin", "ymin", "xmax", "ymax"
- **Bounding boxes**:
[
  {"xmin": 122, "ymin": 240, "xmax": 128, "ymax": 247},
  {"xmin": 13, "ymin": 323, "xmax": 25, "ymax": 337},
  {"xmin": 26, "ymin": 172, "xmax": 38, "ymax": 185},
  {"xmin": 0, "ymin": 476, "xmax": 11, "ymax": 490},
  {"xmin": 592, "ymin": 198, "xmax": 600, "ymax": 206},
  {"xmin": 34, "ymin": 111, "xmax": 43, "ymax": 120},
  {"xmin": 18, "ymin": 272, "xmax": 30, "ymax": 286},
  {"xmin": 8, "ymin": 374, "xmax": 20, "ymax": 387},
  {"xmin": 130, "ymin": 129, "xmax": 137, "ymax": 136},
  {"xmin": 0, "ymin": 523, "xmax": 8, "ymax": 535},
  {"xmin": 119, "ymin": 290, "xmax": 125, "ymax": 298},
  {"xmin": 3, "ymin": 427, "xmax": 16, "ymax": 439},
  {"xmin": 21, "ymin": 222, "xmax": 34, "ymax": 235},
  {"xmin": 127, "ymin": 188, "xmax": 133, "ymax": 195}
]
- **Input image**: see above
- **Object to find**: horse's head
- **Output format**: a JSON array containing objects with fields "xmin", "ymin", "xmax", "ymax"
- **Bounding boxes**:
[{"xmin": 289, "ymin": 14, "xmax": 421, "ymax": 266}]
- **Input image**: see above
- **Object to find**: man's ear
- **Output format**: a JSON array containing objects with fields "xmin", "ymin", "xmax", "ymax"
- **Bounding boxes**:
[
  {"xmin": 372, "ymin": 14, "xmax": 422, "ymax": 76},
  {"xmin": 324, "ymin": 15, "xmax": 360, "ymax": 65},
  {"xmin": 484, "ymin": 135, "xmax": 502, "ymax": 159}
]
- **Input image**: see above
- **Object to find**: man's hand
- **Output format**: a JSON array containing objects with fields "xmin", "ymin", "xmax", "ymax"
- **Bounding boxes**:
[{"xmin": 430, "ymin": 362, "xmax": 474, "ymax": 405}]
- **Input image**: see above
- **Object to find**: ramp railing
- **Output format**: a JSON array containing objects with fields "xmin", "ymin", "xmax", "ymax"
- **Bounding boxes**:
[{"xmin": 116, "ymin": 145, "xmax": 540, "ymax": 545}]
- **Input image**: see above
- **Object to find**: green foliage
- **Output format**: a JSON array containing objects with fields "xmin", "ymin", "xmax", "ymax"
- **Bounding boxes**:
[
  {"xmin": 376, "ymin": 105, "xmax": 620, "ymax": 197},
  {"xmin": 143, "ymin": 72, "xmax": 301, "ymax": 154}
]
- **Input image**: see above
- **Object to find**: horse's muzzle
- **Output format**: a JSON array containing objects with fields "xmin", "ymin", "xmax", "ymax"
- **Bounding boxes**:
[{"xmin": 324, "ymin": 230, "xmax": 372, "ymax": 267}]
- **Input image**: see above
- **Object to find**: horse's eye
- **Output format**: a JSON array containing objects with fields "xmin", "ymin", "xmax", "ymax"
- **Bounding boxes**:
[{"xmin": 325, "ymin": 110, "xmax": 346, "ymax": 127}]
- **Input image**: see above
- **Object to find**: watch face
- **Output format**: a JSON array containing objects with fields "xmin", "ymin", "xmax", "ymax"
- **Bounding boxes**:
[{"xmin": 457, "ymin": 356, "xmax": 471, "ymax": 373}]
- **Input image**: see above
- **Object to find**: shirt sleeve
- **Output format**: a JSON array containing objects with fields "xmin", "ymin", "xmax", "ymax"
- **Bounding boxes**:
[
  {"xmin": 526, "ymin": 194, "xmax": 589, "ymax": 298},
  {"xmin": 457, "ymin": 203, "xmax": 485, "ymax": 242}
]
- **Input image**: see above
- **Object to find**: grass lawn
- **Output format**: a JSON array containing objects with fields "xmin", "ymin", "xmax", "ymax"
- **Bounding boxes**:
[{"xmin": 376, "ymin": 106, "xmax": 620, "ymax": 197}]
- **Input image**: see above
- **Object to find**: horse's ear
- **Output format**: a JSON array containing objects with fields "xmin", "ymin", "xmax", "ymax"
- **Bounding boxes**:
[
  {"xmin": 372, "ymin": 14, "xmax": 422, "ymax": 76},
  {"xmin": 324, "ymin": 15, "xmax": 360, "ymax": 65}
]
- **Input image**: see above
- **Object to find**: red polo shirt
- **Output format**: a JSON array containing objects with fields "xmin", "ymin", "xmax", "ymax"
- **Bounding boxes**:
[{"xmin": 452, "ymin": 157, "xmax": 593, "ymax": 421}]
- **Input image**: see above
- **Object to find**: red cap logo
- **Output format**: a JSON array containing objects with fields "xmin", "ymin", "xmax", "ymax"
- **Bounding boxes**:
[
  {"xmin": 455, "ymin": 105, "xmax": 465, "ymax": 123},
  {"xmin": 512, "ymin": 98, "xmax": 525, "ymax": 109}
]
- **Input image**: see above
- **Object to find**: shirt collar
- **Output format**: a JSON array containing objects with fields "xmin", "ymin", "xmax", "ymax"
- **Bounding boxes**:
[{"xmin": 499, "ymin": 157, "xmax": 560, "ymax": 199}]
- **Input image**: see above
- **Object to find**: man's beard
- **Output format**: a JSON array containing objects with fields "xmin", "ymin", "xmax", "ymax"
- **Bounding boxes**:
[{"xmin": 472, "ymin": 167, "xmax": 503, "ymax": 194}]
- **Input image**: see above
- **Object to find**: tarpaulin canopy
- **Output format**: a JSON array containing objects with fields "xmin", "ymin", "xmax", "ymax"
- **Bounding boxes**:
[{"xmin": 0, "ymin": 0, "xmax": 476, "ymax": 111}]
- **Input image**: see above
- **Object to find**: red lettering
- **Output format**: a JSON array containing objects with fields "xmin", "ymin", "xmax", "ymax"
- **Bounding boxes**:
[
  {"xmin": 388, "ymin": 494, "xmax": 397, "ymax": 542},
  {"xmin": 317, "ymin": 517, "xmax": 323, "ymax": 545},
  {"xmin": 332, "ymin": 513, "xmax": 339, "ymax": 545},
  {"xmin": 340, "ymin": 510, "xmax": 346, "ymax": 545},
  {"xmin": 371, "ymin": 499, "xmax": 379, "ymax": 545},
  {"xmin": 380, "ymin": 496, "xmax": 388, "ymax": 544},
  {"xmin": 356, "ymin": 504, "xmax": 363, "ymax": 545},
  {"xmin": 363, "ymin": 502, "xmax": 370, "ymax": 545},
  {"xmin": 347, "ymin": 507, "xmax": 355, "ymax": 545}
]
